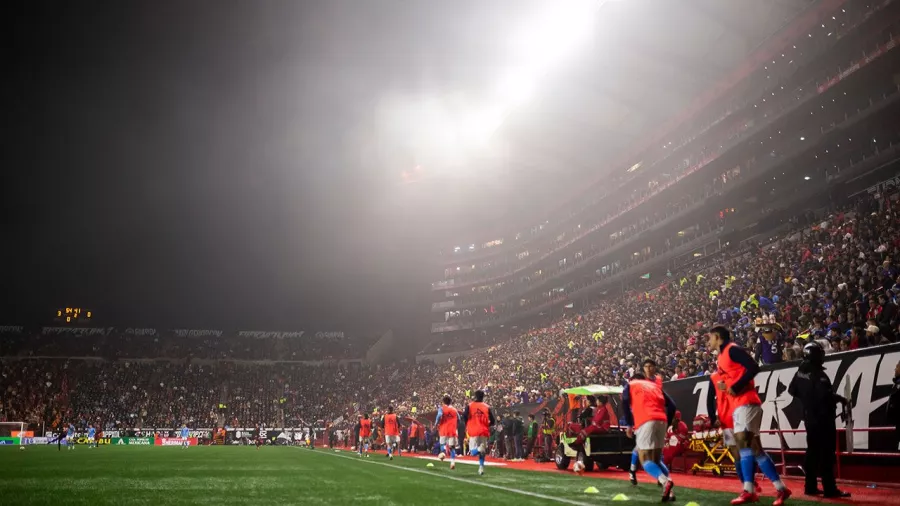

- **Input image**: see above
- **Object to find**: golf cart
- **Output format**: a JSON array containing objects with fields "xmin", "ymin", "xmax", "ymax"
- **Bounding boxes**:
[{"xmin": 554, "ymin": 384, "xmax": 635, "ymax": 473}]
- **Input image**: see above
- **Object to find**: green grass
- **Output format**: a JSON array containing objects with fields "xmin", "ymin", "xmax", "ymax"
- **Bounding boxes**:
[{"xmin": 0, "ymin": 446, "xmax": 821, "ymax": 505}]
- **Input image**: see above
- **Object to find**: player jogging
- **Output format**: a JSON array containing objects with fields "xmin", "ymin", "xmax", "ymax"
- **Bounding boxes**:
[
  {"xmin": 630, "ymin": 358, "xmax": 664, "ymax": 486},
  {"xmin": 435, "ymin": 395, "xmax": 460, "ymax": 469},
  {"xmin": 463, "ymin": 389, "xmax": 495, "ymax": 476},
  {"xmin": 623, "ymin": 372, "xmax": 677, "ymax": 502},
  {"xmin": 708, "ymin": 325, "xmax": 791, "ymax": 505},
  {"xmin": 358, "ymin": 414, "xmax": 372, "ymax": 457},
  {"xmin": 255, "ymin": 424, "xmax": 263, "ymax": 450},
  {"xmin": 66, "ymin": 423, "xmax": 75, "ymax": 451},
  {"xmin": 382, "ymin": 406, "xmax": 401, "ymax": 460},
  {"xmin": 87, "ymin": 425, "xmax": 96, "ymax": 449},
  {"xmin": 180, "ymin": 424, "xmax": 190, "ymax": 449},
  {"xmin": 709, "ymin": 369, "xmax": 762, "ymax": 494}
]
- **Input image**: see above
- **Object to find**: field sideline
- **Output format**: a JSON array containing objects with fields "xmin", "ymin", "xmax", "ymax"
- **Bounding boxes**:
[{"xmin": 0, "ymin": 445, "xmax": 847, "ymax": 505}]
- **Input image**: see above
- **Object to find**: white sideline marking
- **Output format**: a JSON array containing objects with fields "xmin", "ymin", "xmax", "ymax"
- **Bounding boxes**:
[
  {"xmin": 310, "ymin": 449, "xmax": 594, "ymax": 506},
  {"xmin": 414, "ymin": 455, "xmax": 506, "ymax": 466}
]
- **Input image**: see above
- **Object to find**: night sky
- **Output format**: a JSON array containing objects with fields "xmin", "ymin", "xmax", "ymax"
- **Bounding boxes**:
[{"xmin": 4, "ymin": 0, "xmax": 533, "ymax": 337}]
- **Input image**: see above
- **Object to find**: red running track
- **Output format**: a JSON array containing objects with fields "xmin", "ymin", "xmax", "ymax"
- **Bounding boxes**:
[{"xmin": 351, "ymin": 448, "xmax": 899, "ymax": 505}]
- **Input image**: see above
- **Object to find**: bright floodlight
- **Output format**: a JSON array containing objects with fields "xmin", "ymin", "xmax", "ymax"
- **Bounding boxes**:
[
  {"xmin": 507, "ymin": 0, "xmax": 601, "ymax": 72},
  {"xmin": 496, "ymin": 67, "xmax": 537, "ymax": 106},
  {"xmin": 461, "ymin": 106, "xmax": 504, "ymax": 144}
]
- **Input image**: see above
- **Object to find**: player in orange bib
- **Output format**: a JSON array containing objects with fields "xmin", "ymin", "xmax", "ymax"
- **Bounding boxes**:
[
  {"xmin": 630, "ymin": 358, "xmax": 665, "ymax": 486},
  {"xmin": 435, "ymin": 395, "xmax": 460, "ymax": 469},
  {"xmin": 623, "ymin": 372, "xmax": 677, "ymax": 502},
  {"xmin": 382, "ymin": 406, "xmax": 401, "ymax": 460},
  {"xmin": 708, "ymin": 326, "xmax": 790, "ymax": 506},
  {"xmin": 463, "ymin": 389, "xmax": 495, "ymax": 476},
  {"xmin": 709, "ymin": 369, "xmax": 762, "ymax": 495},
  {"xmin": 357, "ymin": 414, "xmax": 372, "ymax": 457}
]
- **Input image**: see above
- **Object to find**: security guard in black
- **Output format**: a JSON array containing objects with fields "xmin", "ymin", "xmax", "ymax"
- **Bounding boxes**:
[{"xmin": 787, "ymin": 342, "xmax": 851, "ymax": 498}]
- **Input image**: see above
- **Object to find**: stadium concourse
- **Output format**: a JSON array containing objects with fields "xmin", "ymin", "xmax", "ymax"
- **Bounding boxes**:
[{"xmin": 1, "ymin": 188, "xmax": 898, "ymax": 434}]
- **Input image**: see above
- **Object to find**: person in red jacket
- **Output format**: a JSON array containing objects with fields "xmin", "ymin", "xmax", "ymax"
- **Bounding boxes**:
[{"xmin": 662, "ymin": 410, "xmax": 689, "ymax": 468}]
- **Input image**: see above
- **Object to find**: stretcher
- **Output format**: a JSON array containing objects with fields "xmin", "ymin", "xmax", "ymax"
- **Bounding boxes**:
[{"xmin": 689, "ymin": 430, "xmax": 734, "ymax": 476}]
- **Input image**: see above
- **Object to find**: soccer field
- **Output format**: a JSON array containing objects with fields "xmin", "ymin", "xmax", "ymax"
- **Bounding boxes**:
[{"xmin": 0, "ymin": 446, "xmax": 824, "ymax": 505}]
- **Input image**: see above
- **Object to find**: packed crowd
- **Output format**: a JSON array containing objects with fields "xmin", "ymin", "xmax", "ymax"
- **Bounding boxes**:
[
  {"xmin": 2, "ymin": 188, "xmax": 897, "ymax": 433},
  {"xmin": 0, "ymin": 331, "xmax": 373, "ymax": 362}
]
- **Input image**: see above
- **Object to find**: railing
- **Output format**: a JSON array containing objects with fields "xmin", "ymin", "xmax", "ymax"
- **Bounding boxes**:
[{"xmin": 759, "ymin": 426, "xmax": 898, "ymax": 483}]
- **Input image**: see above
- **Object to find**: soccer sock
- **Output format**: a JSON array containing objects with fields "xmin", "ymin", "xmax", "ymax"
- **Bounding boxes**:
[
  {"xmin": 755, "ymin": 453, "xmax": 785, "ymax": 491},
  {"xmin": 388, "ymin": 444, "xmax": 392, "ymax": 456},
  {"xmin": 659, "ymin": 461, "xmax": 670, "ymax": 477},
  {"xmin": 740, "ymin": 448, "xmax": 757, "ymax": 493},
  {"xmin": 630, "ymin": 449, "xmax": 639, "ymax": 472},
  {"xmin": 734, "ymin": 454, "xmax": 745, "ymax": 483},
  {"xmin": 478, "ymin": 451, "xmax": 485, "ymax": 467},
  {"xmin": 449, "ymin": 448, "xmax": 456, "ymax": 461},
  {"xmin": 642, "ymin": 461, "xmax": 669, "ymax": 485}
]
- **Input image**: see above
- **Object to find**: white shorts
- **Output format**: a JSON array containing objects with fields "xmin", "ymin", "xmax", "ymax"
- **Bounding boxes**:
[
  {"xmin": 468, "ymin": 436, "xmax": 488, "ymax": 452},
  {"xmin": 634, "ymin": 421, "xmax": 667, "ymax": 451},
  {"xmin": 439, "ymin": 436, "xmax": 458, "ymax": 447},
  {"xmin": 384, "ymin": 435, "xmax": 400, "ymax": 444},
  {"xmin": 732, "ymin": 404, "xmax": 763, "ymax": 435},
  {"xmin": 722, "ymin": 428, "xmax": 736, "ymax": 447}
]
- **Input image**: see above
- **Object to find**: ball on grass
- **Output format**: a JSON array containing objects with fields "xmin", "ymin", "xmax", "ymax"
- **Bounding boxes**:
[
  {"xmin": 19, "ymin": 446, "xmax": 25, "ymax": 451},
  {"xmin": 438, "ymin": 452, "xmax": 446, "ymax": 461}
]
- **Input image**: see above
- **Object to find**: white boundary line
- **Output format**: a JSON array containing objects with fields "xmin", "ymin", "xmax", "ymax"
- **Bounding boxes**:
[{"xmin": 309, "ymin": 449, "xmax": 596, "ymax": 506}]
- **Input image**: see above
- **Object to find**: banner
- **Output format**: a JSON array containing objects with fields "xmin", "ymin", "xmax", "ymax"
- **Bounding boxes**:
[
  {"xmin": 237, "ymin": 331, "xmax": 305, "ymax": 339},
  {"xmin": 73, "ymin": 436, "xmax": 112, "ymax": 445},
  {"xmin": 41, "ymin": 327, "xmax": 112, "ymax": 337},
  {"xmin": 851, "ymin": 173, "xmax": 900, "ymax": 198},
  {"xmin": 172, "ymin": 329, "xmax": 222, "ymax": 338},
  {"xmin": 154, "ymin": 437, "xmax": 198, "ymax": 446},
  {"xmin": 817, "ymin": 34, "xmax": 898, "ymax": 94},
  {"xmin": 111, "ymin": 437, "xmax": 154, "ymax": 445},
  {"xmin": 0, "ymin": 326, "xmax": 23, "ymax": 334},
  {"xmin": 124, "ymin": 328, "xmax": 157, "ymax": 337},
  {"xmin": 0, "ymin": 437, "xmax": 20, "ymax": 445},
  {"xmin": 21, "ymin": 437, "xmax": 48, "ymax": 445},
  {"xmin": 665, "ymin": 343, "xmax": 900, "ymax": 452}
]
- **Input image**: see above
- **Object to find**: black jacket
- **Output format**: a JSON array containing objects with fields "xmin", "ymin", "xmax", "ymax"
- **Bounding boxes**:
[
  {"xmin": 886, "ymin": 377, "xmax": 900, "ymax": 432},
  {"xmin": 511, "ymin": 416, "xmax": 524, "ymax": 437},
  {"xmin": 787, "ymin": 360, "xmax": 846, "ymax": 429}
]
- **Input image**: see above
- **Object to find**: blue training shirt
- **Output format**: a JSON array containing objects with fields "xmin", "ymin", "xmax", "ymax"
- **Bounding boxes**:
[{"xmin": 181, "ymin": 428, "xmax": 189, "ymax": 438}]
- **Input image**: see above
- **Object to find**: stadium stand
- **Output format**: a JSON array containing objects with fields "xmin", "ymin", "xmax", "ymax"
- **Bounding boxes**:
[
  {"xmin": 2, "ymin": 0, "xmax": 900, "ymax": 444},
  {"xmin": 430, "ymin": 0, "xmax": 900, "ymax": 331},
  {"xmin": 2, "ymin": 186, "xmax": 898, "ymax": 433}
]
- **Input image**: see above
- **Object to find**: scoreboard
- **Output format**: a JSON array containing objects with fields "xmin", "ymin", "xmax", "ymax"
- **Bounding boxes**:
[{"xmin": 55, "ymin": 307, "xmax": 93, "ymax": 324}]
